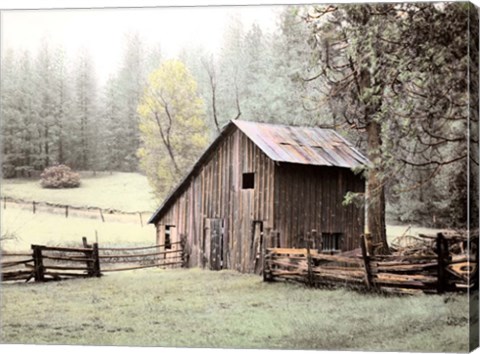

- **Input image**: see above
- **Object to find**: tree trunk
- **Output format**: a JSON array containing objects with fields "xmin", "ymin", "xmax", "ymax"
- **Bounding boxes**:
[{"xmin": 366, "ymin": 120, "xmax": 389, "ymax": 254}]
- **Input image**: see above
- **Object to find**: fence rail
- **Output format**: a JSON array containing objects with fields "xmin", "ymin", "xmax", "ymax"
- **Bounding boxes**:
[
  {"xmin": 264, "ymin": 233, "xmax": 478, "ymax": 295},
  {"xmin": 1, "ymin": 236, "xmax": 186, "ymax": 283}
]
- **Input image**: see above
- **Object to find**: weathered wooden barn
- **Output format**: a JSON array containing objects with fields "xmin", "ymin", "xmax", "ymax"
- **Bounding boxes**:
[{"xmin": 148, "ymin": 120, "xmax": 369, "ymax": 273}]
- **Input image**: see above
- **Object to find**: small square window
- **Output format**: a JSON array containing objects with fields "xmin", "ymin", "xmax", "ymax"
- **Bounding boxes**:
[
  {"xmin": 242, "ymin": 173, "xmax": 255, "ymax": 189},
  {"xmin": 321, "ymin": 233, "xmax": 342, "ymax": 252}
]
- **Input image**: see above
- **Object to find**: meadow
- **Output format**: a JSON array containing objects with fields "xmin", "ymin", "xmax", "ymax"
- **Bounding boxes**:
[
  {"xmin": 1, "ymin": 171, "xmax": 158, "ymax": 213},
  {"xmin": 0, "ymin": 173, "xmax": 473, "ymax": 352},
  {"xmin": 1, "ymin": 172, "xmax": 159, "ymax": 251},
  {"xmin": 0, "ymin": 268, "xmax": 470, "ymax": 351},
  {"xmin": 1, "ymin": 206, "xmax": 155, "ymax": 251}
]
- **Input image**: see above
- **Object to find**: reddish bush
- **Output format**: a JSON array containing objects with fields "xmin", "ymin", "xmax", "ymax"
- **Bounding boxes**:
[{"xmin": 40, "ymin": 165, "xmax": 81, "ymax": 189}]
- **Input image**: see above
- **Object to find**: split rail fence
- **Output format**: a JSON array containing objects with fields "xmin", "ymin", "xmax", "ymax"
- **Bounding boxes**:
[
  {"xmin": 1, "ymin": 237, "xmax": 185, "ymax": 282},
  {"xmin": 263, "ymin": 232, "xmax": 478, "ymax": 295}
]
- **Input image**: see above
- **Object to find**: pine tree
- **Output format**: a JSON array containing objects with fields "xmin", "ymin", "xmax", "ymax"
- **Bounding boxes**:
[
  {"xmin": 72, "ymin": 49, "xmax": 99, "ymax": 171},
  {"xmin": 114, "ymin": 33, "xmax": 147, "ymax": 171}
]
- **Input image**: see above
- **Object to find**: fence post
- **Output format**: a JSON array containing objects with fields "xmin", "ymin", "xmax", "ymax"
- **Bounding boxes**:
[
  {"xmin": 82, "ymin": 237, "xmax": 95, "ymax": 276},
  {"xmin": 473, "ymin": 237, "xmax": 479, "ymax": 290},
  {"xmin": 263, "ymin": 230, "xmax": 274, "ymax": 282},
  {"xmin": 360, "ymin": 235, "xmax": 373, "ymax": 289},
  {"xmin": 3, "ymin": 196, "xmax": 6, "ymax": 209},
  {"xmin": 92, "ymin": 243, "xmax": 101, "ymax": 277},
  {"xmin": 436, "ymin": 232, "xmax": 449, "ymax": 294},
  {"xmin": 33, "ymin": 201, "xmax": 36, "ymax": 214},
  {"xmin": 364, "ymin": 232, "xmax": 373, "ymax": 255},
  {"xmin": 31, "ymin": 245, "xmax": 45, "ymax": 282},
  {"xmin": 99, "ymin": 208, "xmax": 105, "ymax": 222},
  {"xmin": 180, "ymin": 235, "xmax": 186, "ymax": 267},
  {"xmin": 65, "ymin": 205, "xmax": 69, "ymax": 218},
  {"xmin": 306, "ymin": 232, "xmax": 314, "ymax": 287},
  {"xmin": 139, "ymin": 212, "xmax": 144, "ymax": 227}
]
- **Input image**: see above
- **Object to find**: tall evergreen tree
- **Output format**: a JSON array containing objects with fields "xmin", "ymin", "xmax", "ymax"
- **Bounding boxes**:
[
  {"xmin": 114, "ymin": 33, "xmax": 147, "ymax": 171},
  {"xmin": 72, "ymin": 49, "xmax": 99, "ymax": 170}
]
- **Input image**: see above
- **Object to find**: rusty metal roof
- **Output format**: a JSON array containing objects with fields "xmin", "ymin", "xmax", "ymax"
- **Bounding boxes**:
[{"xmin": 233, "ymin": 120, "xmax": 369, "ymax": 169}]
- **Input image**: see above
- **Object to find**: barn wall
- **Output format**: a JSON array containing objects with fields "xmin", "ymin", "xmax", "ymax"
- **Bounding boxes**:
[
  {"xmin": 156, "ymin": 128, "xmax": 275, "ymax": 272},
  {"xmin": 273, "ymin": 164, "xmax": 365, "ymax": 252}
]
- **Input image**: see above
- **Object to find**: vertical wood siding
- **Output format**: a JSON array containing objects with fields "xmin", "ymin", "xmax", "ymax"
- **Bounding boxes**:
[
  {"xmin": 273, "ymin": 164, "xmax": 365, "ymax": 251},
  {"xmin": 156, "ymin": 128, "xmax": 275, "ymax": 272}
]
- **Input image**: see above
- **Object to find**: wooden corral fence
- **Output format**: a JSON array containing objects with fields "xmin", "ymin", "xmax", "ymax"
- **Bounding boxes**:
[
  {"xmin": 1, "ymin": 238, "xmax": 101, "ymax": 282},
  {"xmin": 98, "ymin": 238, "xmax": 185, "ymax": 272},
  {"xmin": 264, "ymin": 232, "xmax": 478, "ymax": 295},
  {"xmin": 1, "ymin": 236, "xmax": 186, "ymax": 282}
]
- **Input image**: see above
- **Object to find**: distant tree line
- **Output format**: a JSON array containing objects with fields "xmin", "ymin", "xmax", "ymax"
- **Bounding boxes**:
[{"xmin": 1, "ymin": 4, "xmax": 476, "ymax": 230}]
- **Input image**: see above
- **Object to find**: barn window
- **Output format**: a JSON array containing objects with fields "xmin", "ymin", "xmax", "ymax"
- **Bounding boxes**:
[
  {"xmin": 165, "ymin": 225, "xmax": 173, "ymax": 249},
  {"xmin": 321, "ymin": 233, "xmax": 342, "ymax": 252},
  {"xmin": 242, "ymin": 172, "xmax": 255, "ymax": 189}
]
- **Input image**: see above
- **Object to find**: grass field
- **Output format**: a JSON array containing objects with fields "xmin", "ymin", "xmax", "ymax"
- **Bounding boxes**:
[
  {"xmin": 0, "ymin": 268, "xmax": 470, "ymax": 351},
  {"xmin": 0, "ymin": 172, "xmax": 471, "ymax": 352},
  {"xmin": 1, "ymin": 172, "xmax": 159, "ymax": 251},
  {"xmin": 1, "ymin": 205, "xmax": 155, "ymax": 251},
  {"xmin": 1, "ymin": 172, "xmax": 158, "ymax": 212}
]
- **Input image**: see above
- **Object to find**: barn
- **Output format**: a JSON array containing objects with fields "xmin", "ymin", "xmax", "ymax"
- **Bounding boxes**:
[{"xmin": 148, "ymin": 120, "xmax": 369, "ymax": 273}]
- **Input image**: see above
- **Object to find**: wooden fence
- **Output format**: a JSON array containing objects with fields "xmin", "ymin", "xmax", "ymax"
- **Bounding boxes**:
[
  {"xmin": 2, "ymin": 196, "xmax": 150, "ymax": 226},
  {"xmin": 0, "ymin": 252, "xmax": 35, "ymax": 282},
  {"xmin": 264, "ymin": 233, "xmax": 478, "ymax": 295},
  {"xmin": 99, "ymin": 239, "xmax": 185, "ymax": 272},
  {"xmin": 1, "ymin": 237, "xmax": 185, "ymax": 282}
]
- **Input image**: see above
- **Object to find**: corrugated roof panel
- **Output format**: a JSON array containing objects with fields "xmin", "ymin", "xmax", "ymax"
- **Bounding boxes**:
[{"xmin": 233, "ymin": 120, "xmax": 369, "ymax": 169}]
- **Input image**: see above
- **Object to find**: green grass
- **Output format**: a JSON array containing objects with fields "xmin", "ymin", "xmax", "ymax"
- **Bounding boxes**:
[
  {"xmin": 1, "ymin": 172, "xmax": 158, "ymax": 212},
  {"xmin": 1, "ymin": 206, "xmax": 155, "ymax": 252},
  {"xmin": 0, "ymin": 268, "xmax": 470, "ymax": 351}
]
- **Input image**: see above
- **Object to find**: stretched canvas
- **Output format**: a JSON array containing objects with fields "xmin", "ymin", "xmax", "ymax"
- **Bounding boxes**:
[{"xmin": 0, "ymin": 1, "xmax": 479, "ymax": 353}]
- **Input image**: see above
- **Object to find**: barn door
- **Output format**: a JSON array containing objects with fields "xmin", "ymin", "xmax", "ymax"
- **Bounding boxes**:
[
  {"xmin": 250, "ymin": 221, "xmax": 263, "ymax": 274},
  {"xmin": 204, "ymin": 218, "xmax": 224, "ymax": 270}
]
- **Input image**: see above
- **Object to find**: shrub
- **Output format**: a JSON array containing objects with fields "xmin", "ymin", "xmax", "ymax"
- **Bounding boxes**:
[{"xmin": 40, "ymin": 165, "xmax": 81, "ymax": 189}]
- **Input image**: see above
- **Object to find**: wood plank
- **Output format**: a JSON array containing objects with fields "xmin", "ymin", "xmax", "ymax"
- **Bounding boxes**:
[
  {"xmin": 375, "ymin": 272, "xmax": 437, "ymax": 284},
  {"xmin": 42, "ymin": 255, "xmax": 93, "ymax": 262},
  {"xmin": 1, "ymin": 259, "xmax": 34, "ymax": 268},
  {"xmin": 32, "ymin": 245, "xmax": 93, "ymax": 253},
  {"xmin": 1, "ymin": 253, "xmax": 32, "ymax": 257},
  {"xmin": 375, "ymin": 262, "xmax": 438, "ymax": 272},
  {"xmin": 101, "ymin": 261, "xmax": 183, "ymax": 272},
  {"xmin": 268, "ymin": 248, "xmax": 318, "ymax": 255},
  {"xmin": 100, "ymin": 242, "xmax": 181, "ymax": 252},
  {"xmin": 44, "ymin": 265, "xmax": 90, "ymax": 271}
]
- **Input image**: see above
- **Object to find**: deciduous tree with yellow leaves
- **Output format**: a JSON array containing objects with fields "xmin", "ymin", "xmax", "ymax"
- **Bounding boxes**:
[{"xmin": 137, "ymin": 60, "xmax": 209, "ymax": 199}]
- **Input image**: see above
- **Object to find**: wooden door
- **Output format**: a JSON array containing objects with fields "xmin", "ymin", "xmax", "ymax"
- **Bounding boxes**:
[{"xmin": 204, "ymin": 218, "xmax": 224, "ymax": 270}]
